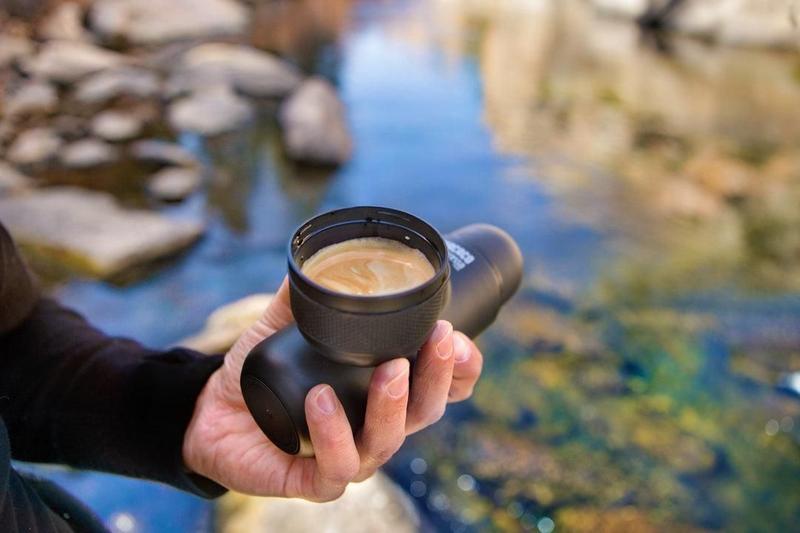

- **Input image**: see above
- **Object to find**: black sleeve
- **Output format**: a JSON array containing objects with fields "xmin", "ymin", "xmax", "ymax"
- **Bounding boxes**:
[
  {"xmin": 0, "ymin": 223, "xmax": 227, "ymax": 498},
  {"xmin": 0, "ymin": 222, "xmax": 38, "ymax": 334}
]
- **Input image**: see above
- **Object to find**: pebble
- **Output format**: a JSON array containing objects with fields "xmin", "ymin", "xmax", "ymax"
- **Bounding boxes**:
[
  {"xmin": 91, "ymin": 111, "xmax": 143, "ymax": 141},
  {"xmin": 147, "ymin": 167, "xmax": 202, "ymax": 201}
]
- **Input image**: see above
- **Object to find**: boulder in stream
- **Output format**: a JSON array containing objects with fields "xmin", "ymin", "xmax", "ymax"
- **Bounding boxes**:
[
  {"xmin": 0, "ymin": 162, "xmax": 34, "ymax": 195},
  {"xmin": 7, "ymin": 128, "xmax": 63, "ymax": 166},
  {"xmin": 4, "ymin": 81, "xmax": 59, "ymax": 117},
  {"xmin": 0, "ymin": 35, "xmax": 33, "ymax": 69},
  {"xmin": 59, "ymin": 138, "xmax": 118, "ymax": 168},
  {"xmin": 279, "ymin": 77, "xmax": 353, "ymax": 166},
  {"xmin": 168, "ymin": 43, "xmax": 302, "ymax": 99},
  {"xmin": 168, "ymin": 86, "xmax": 253, "ymax": 136},
  {"xmin": 180, "ymin": 293, "xmax": 274, "ymax": 354},
  {"xmin": 219, "ymin": 473, "xmax": 419, "ymax": 533},
  {"xmin": 90, "ymin": 0, "xmax": 247, "ymax": 45},
  {"xmin": 23, "ymin": 40, "xmax": 127, "ymax": 84},
  {"xmin": 147, "ymin": 167, "xmax": 202, "ymax": 202},
  {"xmin": 75, "ymin": 66, "xmax": 161, "ymax": 105},
  {"xmin": 0, "ymin": 187, "xmax": 204, "ymax": 278},
  {"xmin": 39, "ymin": 1, "xmax": 91, "ymax": 42},
  {"xmin": 91, "ymin": 111, "xmax": 143, "ymax": 142},
  {"xmin": 591, "ymin": 0, "xmax": 800, "ymax": 49},
  {"xmin": 130, "ymin": 139, "xmax": 198, "ymax": 167}
]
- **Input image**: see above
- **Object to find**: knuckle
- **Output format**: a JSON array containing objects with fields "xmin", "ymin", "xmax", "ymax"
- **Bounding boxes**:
[
  {"xmin": 353, "ymin": 468, "xmax": 377, "ymax": 483},
  {"xmin": 425, "ymin": 405, "xmax": 446, "ymax": 426},
  {"xmin": 313, "ymin": 485, "xmax": 347, "ymax": 503},
  {"xmin": 449, "ymin": 387, "xmax": 474, "ymax": 403},
  {"xmin": 336, "ymin": 460, "xmax": 361, "ymax": 483},
  {"xmin": 367, "ymin": 446, "xmax": 398, "ymax": 467}
]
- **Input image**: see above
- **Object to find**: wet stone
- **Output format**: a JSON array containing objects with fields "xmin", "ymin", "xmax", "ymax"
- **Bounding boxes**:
[
  {"xmin": 181, "ymin": 294, "xmax": 274, "ymax": 354},
  {"xmin": 590, "ymin": 0, "xmax": 800, "ymax": 49},
  {"xmin": 91, "ymin": 111, "xmax": 143, "ymax": 142},
  {"xmin": 0, "ymin": 35, "xmax": 33, "ymax": 69},
  {"xmin": 0, "ymin": 186, "xmax": 204, "ymax": 278},
  {"xmin": 75, "ymin": 67, "xmax": 161, "ymax": 105},
  {"xmin": 167, "ymin": 86, "xmax": 253, "ymax": 136},
  {"xmin": 90, "ymin": 0, "xmax": 247, "ymax": 45},
  {"xmin": 0, "ymin": 161, "xmax": 34, "ymax": 195},
  {"xmin": 59, "ymin": 138, "xmax": 118, "ymax": 168},
  {"xmin": 40, "ymin": 1, "xmax": 90, "ymax": 42},
  {"xmin": 147, "ymin": 167, "xmax": 202, "ymax": 202},
  {"xmin": 168, "ymin": 43, "xmax": 302, "ymax": 99},
  {"xmin": 279, "ymin": 77, "xmax": 353, "ymax": 166},
  {"xmin": 130, "ymin": 139, "xmax": 198, "ymax": 167},
  {"xmin": 5, "ymin": 81, "xmax": 59, "ymax": 117},
  {"xmin": 7, "ymin": 128, "xmax": 63, "ymax": 166},
  {"xmin": 23, "ymin": 40, "xmax": 127, "ymax": 84},
  {"xmin": 218, "ymin": 472, "xmax": 419, "ymax": 533}
]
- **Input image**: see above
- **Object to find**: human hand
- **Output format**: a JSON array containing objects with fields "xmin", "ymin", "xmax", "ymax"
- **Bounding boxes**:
[{"xmin": 182, "ymin": 277, "xmax": 483, "ymax": 501}]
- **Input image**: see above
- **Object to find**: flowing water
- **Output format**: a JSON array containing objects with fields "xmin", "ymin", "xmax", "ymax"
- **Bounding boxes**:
[{"xmin": 40, "ymin": 0, "xmax": 800, "ymax": 531}]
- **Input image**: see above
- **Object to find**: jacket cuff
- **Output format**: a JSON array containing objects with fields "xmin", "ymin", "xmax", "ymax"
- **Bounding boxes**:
[{"xmin": 126, "ymin": 350, "xmax": 228, "ymax": 498}]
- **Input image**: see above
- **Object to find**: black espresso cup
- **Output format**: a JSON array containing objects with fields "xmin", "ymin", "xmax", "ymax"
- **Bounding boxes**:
[{"xmin": 287, "ymin": 206, "xmax": 451, "ymax": 366}]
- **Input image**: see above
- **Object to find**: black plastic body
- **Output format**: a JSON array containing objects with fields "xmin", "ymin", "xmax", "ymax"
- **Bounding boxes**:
[
  {"xmin": 288, "ymin": 206, "xmax": 451, "ymax": 366},
  {"xmin": 241, "ymin": 222, "xmax": 523, "ymax": 456}
]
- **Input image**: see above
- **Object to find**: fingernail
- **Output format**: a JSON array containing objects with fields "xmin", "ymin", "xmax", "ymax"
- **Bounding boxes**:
[
  {"xmin": 383, "ymin": 359, "xmax": 409, "ymax": 399},
  {"xmin": 433, "ymin": 321, "xmax": 453, "ymax": 359},
  {"xmin": 315, "ymin": 385, "xmax": 337, "ymax": 415},
  {"xmin": 454, "ymin": 333, "xmax": 470, "ymax": 363}
]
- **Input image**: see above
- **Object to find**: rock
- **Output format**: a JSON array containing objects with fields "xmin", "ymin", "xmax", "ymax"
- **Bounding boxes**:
[
  {"xmin": 590, "ymin": 0, "xmax": 800, "ymax": 49},
  {"xmin": 684, "ymin": 149, "xmax": 752, "ymax": 199},
  {"xmin": 4, "ymin": 81, "xmax": 59, "ymax": 117},
  {"xmin": 657, "ymin": 179, "xmax": 723, "ymax": 219},
  {"xmin": 589, "ymin": 0, "xmax": 648, "ymax": 17},
  {"xmin": 219, "ymin": 472, "xmax": 418, "ymax": 533},
  {"xmin": 59, "ymin": 138, "xmax": 118, "ymax": 168},
  {"xmin": 23, "ymin": 40, "xmax": 126, "ymax": 84},
  {"xmin": 130, "ymin": 139, "xmax": 198, "ymax": 167},
  {"xmin": 0, "ymin": 187, "xmax": 204, "ymax": 278},
  {"xmin": 40, "ymin": 2, "xmax": 90, "ymax": 42},
  {"xmin": 7, "ymin": 128, "xmax": 62, "ymax": 166},
  {"xmin": 90, "ymin": 0, "xmax": 247, "ymax": 45},
  {"xmin": 168, "ymin": 86, "xmax": 253, "ymax": 136},
  {"xmin": 147, "ymin": 167, "xmax": 202, "ymax": 202},
  {"xmin": 91, "ymin": 110, "xmax": 143, "ymax": 141},
  {"xmin": 181, "ymin": 293, "xmax": 274, "ymax": 353},
  {"xmin": 0, "ymin": 35, "xmax": 33, "ymax": 69},
  {"xmin": 75, "ymin": 66, "xmax": 161, "ymax": 105},
  {"xmin": 0, "ymin": 161, "xmax": 34, "ymax": 194},
  {"xmin": 168, "ymin": 43, "xmax": 302, "ymax": 98},
  {"xmin": 279, "ymin": 77, "xmax": 353, "ymax": 166}
]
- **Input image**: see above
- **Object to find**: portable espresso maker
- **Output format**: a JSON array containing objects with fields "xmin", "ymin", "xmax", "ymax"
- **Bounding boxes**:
[{"xmin": 241, "ymin": 206, "xmax": 523, "ymax": 455}]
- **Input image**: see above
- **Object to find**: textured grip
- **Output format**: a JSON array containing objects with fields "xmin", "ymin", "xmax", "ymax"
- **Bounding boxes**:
[{"xmin": 290, "ymin": 279, "xmax": 450, "ymax": 366}]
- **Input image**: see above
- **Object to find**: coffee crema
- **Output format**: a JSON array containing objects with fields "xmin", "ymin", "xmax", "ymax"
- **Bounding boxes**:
[{"xmin": 301, "ymin": 237, "xmax": 435, "ymax": 296}]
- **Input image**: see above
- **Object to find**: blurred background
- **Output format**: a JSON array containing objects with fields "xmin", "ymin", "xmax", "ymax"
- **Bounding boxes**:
[{"xmin": 2, "ymin": 0, "xmax": 800, "ymax": 531}]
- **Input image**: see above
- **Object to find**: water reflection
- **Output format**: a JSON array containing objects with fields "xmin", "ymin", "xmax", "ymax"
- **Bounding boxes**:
[{"xmin": 380, "ymin": 1, "xmax": 800, "ymax": 531}]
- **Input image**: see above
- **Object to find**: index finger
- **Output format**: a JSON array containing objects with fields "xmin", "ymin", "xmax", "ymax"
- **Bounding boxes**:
[{"xmin": 256, "ymin": 276, "xmax": 294, "ymax": 333}]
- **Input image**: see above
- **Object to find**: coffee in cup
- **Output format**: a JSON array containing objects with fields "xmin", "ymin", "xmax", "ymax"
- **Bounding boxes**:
[{"xmin": 300, "ymin": 237, "xmax": 435, "ymax": 296}]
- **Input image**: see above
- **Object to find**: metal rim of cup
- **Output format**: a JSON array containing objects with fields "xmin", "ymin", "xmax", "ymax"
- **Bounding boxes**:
[{"xmin": 287, "ymin": 206, "xmax": 450, "ymax": 314}]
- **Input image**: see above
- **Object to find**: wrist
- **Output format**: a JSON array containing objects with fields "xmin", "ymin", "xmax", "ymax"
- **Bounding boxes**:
[{"xmin": 182, "ymin": 369, "xmax": 225, "ymax": 478}]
